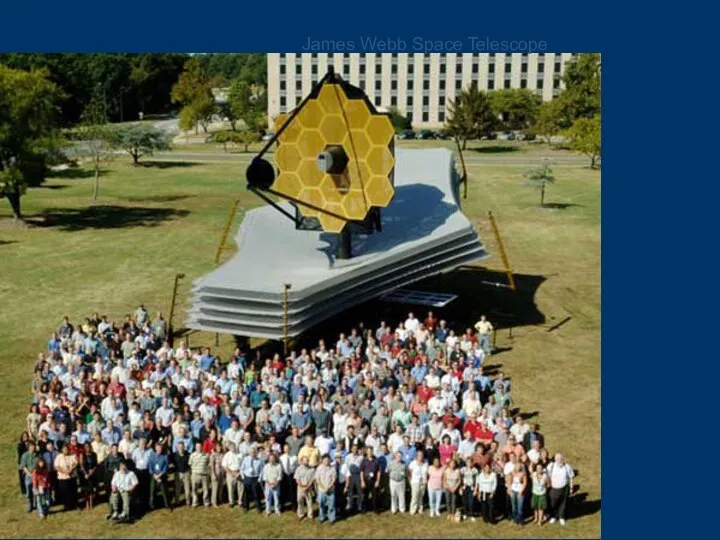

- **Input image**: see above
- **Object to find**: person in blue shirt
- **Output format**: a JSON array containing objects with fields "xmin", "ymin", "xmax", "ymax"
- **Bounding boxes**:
[
  {"xmin": 101, "ymin": 420, "xmax": 122, "ymax": 446},
  {"xmin": 172, "ymin": 426, "xmax": 194, "ymax": 454},
  {"xmin": 410, "ymin": 364, "xmax": 427, "ymax": 385},
  {"xmin": 397, "ymin": 438, "xmax": 417, "ymax": 464},
  {"xmin": 435, "ymin": 320, "xmax": 449, "ymax": 343},
  {"xmin": 290, "ymin": 404, "xmax": 311, "ymax": 438},
  {"xmin": 216, "ymin": 405, "xmax": 234, "ymax": 434},
  {"xmin": 148, "ymin": 442, "xmax": 172, "ymax": 510},
  {"xmin": 47, "ymin": 332, "xmax": 61, "ymax": 353},
  {"xmin": 72, "ymin": 420, "xmax": 91, "ymax": 445},
  {"xmin": 216, "ymin": 370, "xmax": 233, "ymax": 396},
  {"xmin": 199, "ymin": 347, "xmax": 215, "ymax": 372},
  {"xmin": 250, "ymin": 387, "xmax": 268, "ymax": 410},
  {"xmin": 290, "ymin": 377, "xmax": 307, "ymax": 405},
  {"xmin": 240, "ymin": 446, "xmax": 264, "ymax": 512},
  {"xmin": 190, "ymin": 411, "xmax": 204, "ymax": 440}
]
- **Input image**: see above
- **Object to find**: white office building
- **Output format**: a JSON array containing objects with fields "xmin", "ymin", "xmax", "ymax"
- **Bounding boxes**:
[{"xmin": 268, "ymin": 53, "xmax": 578, "ymax": 129}]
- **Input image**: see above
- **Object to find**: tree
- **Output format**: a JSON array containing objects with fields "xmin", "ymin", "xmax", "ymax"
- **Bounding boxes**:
[
  {"xmin": 213, "ymin": 130, "xmax": 259, "ymax": 153},
  {"xmin": 558, "ymin": 53, "xmax": 601, "ymax": 126},
  {"xmin": 108, "ymin": 123, "xmax": 171, "ymax": 165},
  {"xmin": 227, "ymin": 79, "xmax": 265, "ymax": 132},
  {"xmin": 524, "ymin": 161, "xmax": 556, "ymax": 207},
  {"xmin": 77, "ymin": 89, "xmax": 114, "ymax": 200},
  {"xmin": 445, "ymin": 83, "xmax": 497, "ymax": 150},
  {"xmin": 532, "ymin": 99, "xmax": 565, "ymax": 144},
  {"xmin": 490, "ymin": 88, "xmax": 541, "ymax": 131},
  {"xmin": 566, "ymin": 115, "xmax": 601, "ymax": 169},
  {"xmin": 387, "ymin": 107, "xmax": 412, "ymax": 133},
  {"xmin": 171, "ymin": 58, "xmax": 215, "ymax": 133},
  {"xmin": 0, "ymin": 65, "xmax": 61, "ymax": 220}
]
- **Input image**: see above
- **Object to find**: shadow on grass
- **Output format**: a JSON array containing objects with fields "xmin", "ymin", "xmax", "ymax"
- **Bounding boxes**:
[
  {"xmin": 27, "ymin": 205, "xmax": 190, "ymax": 231},
  {"xmin": 0, "ymin": 240, "xmax": 18, "ymax": 246},
  {"xmin": 541, "ymin": 203, "xmax": 584, "ymax": 210},
  {"xmin": 469, "ymin": 145, "xmax": 520, "ymax": 154},
  {"xmin": 139, "ymin": 161, "xmax": 200, "ymax": 169},
  {"xmin": 122, "ymin": 195, "xmax": 192, "ymax": 203},
  {"xmin": 568, "ymin": 491, "xmax": 601, "ymax": 519},
  {"xmin": 48, "ymin": 168, "xmax": 101, "ymax": 179}
]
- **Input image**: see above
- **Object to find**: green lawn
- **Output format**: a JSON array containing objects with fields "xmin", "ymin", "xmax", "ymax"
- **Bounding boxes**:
[{"xmin": 0, "ymin": 150, "xmax": 600, "ymax": 538}]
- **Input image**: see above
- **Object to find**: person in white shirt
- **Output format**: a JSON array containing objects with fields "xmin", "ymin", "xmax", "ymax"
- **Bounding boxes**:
[
  {"xmin": 109, "ymin": 460, "xmax": 138, "ymax": 521},
  {"xmin": 363, "ymin": 425, "xmax": 384, "ymax": 456},
  {"xmin": 547, "ymin": 453, "xmax": 574, "ymax": 526},
  {"xmin": 526, "ymin": 440, "xmax": 542, "ymax": 466},
  {"xmin": 427, "ymin": 393, "xmax": 447, "ymax": 416},
  {"xmin": 395, "ymin": 323, "xmax": 409, "ymax": 343},
  {"xmin": 474, "ymin": 315, "xmax": 493, "ymax": 355},
  {"xmin": 314, "ymin": 430, "xmax": 334, "ymax": 456},
  {"xmin": 475, "ymin": 463, "xmax": 497, "ymax": 524},
  {"xmin": 407, "ymin": 451, "xmax": 428, "ymax": 515},
  {"xmin": 405, "ymin": 312, "xmax": 420, "ymax": 334},
  {"xmin": 222, "ymin": 443, "xmax": 243, "ymax": 507},
  {"xmin": 424, "ymin": 368, "xmax": 441, "ymax": 391},
  {"xmin": 387, "ymin": 425, "xmax": 405, "ymax": 453},
  {"xmin": 510, "ymin": 416, "xmax": 530, "ymax": 444},
  {"xmin": 223, "ymin": 420, "xmax": 243, "ymax": 450}
]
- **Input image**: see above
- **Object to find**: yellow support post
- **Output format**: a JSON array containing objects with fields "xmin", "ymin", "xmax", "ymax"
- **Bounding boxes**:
[
  {"xmin": 215, "ymin": 199, "xmax": 240, "ymax": 265},
  {"xmin": 488, "ymin": 211, "xmax": 517, "ymax": 291},
  {"xmin": 167, "ymin": 273, "xmax": 185, "ymax": 345},
  {"xmin": 454, "ymin": 137, "xmax": 468, "ymax": 199},
  {"xmin": 283, "ymin": 283, "xmax": 291, "ymax": 356}
]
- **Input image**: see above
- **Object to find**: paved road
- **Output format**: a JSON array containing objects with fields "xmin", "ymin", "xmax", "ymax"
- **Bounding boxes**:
[{"xmin": 151, "ymin": 151, "xmax": 589, "ymax": 165}]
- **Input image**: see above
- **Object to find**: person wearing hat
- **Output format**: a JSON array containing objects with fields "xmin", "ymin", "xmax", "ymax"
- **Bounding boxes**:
[{"xmin": 108, "ymin": 459, "xmax": 138, "ymax": 522}]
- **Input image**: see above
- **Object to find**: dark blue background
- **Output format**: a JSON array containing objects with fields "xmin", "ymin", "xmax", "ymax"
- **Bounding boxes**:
[{"xmin": 1, "ymin": 2, "xmax": 710, "ymax": 538}]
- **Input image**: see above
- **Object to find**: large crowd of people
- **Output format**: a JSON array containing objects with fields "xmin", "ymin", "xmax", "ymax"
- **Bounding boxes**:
[{"xmin": 18, "ymin": 305, "xmax": 576, "ymax": 527}]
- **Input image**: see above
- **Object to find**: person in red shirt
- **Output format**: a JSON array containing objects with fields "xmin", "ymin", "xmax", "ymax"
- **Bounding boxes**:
[
  {"xmin": 107, "ymin": 377, "xmax": 126, "ymax": 400},
  {"xmin": 416, "ymin": 380, "xmax": 434, "ymax": 404},
  {"xmin": 271, "ymin": 353, "xmax": 284, "ymax": 373},
  {"xmin": 476, "ymin": 420, "xmax": 494, "ymax": 447},
  {"xmin": 464, "ymin": 414, "xmax": 483, "ymax": 440},
  {"xmin": 442, "ymin": 409, "xmax": 462, "ymax": 431},
  {"xmin": 67, "ymin": 435, "xmax": 85, "ymax": 459},
  {"xmin": 207, "ymin": 389, "xmax": 223, "ymax": 408},
  {"xmin": 424, "ymin": 311, "xmax": 438, "ymax": 333},
  {"xmin": 32, "ymin": 458, "xmax": 51, "ymax": 519},
  {"xmin": 202, "ymin": 430, "xmax": 218, "ymax": 454}
]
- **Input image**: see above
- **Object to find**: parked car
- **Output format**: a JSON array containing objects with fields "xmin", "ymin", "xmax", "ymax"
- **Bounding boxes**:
[
  {"xmin": 416, "ymin": 130, "xmax": 437, "ymax": 140},
  {"xmin": 397, "ymin": 130, "xmax": 416, "ymax": 140},
  {"xmin": 435, "ymin": 130, "xmax": 451, "ymax": 140},
  {"xmin": 261, "ymin": 132, "xmax": 275, "ymax": 141},
  {"xmin": 497, "ymin": 131, "xmax": 515, "ymax": 141}
]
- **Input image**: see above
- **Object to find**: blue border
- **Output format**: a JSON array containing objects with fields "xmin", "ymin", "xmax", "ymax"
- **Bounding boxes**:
[{"xmin": 2, "ymin": 3, "xmax": 691, "ymax": 539}]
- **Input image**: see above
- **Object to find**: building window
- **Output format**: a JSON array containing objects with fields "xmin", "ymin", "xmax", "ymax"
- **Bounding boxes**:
[
  {"xmin": 423, "ymin": 80, "xmax": 430, "ymax": 90},
  {"xmin": 280, "ymin": 64, "xmax": 286, "ymax": 75},
  {"xmin": 489, "ymin": 53, "xmax": 495, "ymax": 58},
  {"xmin": 504, "ymin": 63, "xmax": 511, "ymax": 73},
  {"xmin": 422, "ymin": 112, "xmax": 429, "ymax": 122},
  {"xmin": 439, "ymin": 96, "xmax": 445, "ymax": 106},
  {"xmin": 391, "ymin": 80, "xmax": 397, "ymax": 90},
  {"xmin": 311, "ymin": 64, "xmax": 317, "ymax": 74},
  {"xmin": 391, "ymin": 96, "xmax": 397, "ymax": 106},
  {"xmin": 408, "ymin": 80, "xmax": 414, "ymax": 90},
  {"xmin": 375, "ymin": 80, "xmax": 381, "ymax": 91},
  {"xmin": 422, "ymin": 96, "xmax": 429, "ymax": 106},
  {"xmin": 440, "ymin": 63, "xmax": 446, "ymax": 74},
  {"xmin": 296, "ymin": 80, "xmax": 302, "ymax": 91},
  {"xmin": 455, "ymin": 79, "xmax": 462, "ymax": 90},
  {"xmin": 488, "ymin": 64, "xmax": 495, "ymax": 74},
  {"xmin": 423, "ymin": 63, "xmax": 430, "ymax": 74},
  {"xmin": 408, "ymin": 63, "xmax": 414, "ymax": 74},
  {"xmin": 538, "ymin": 63, "xmax": 544, "ymax": 73},
  {"xmin": 439, "ymin": 80, "xmax": 445, "ymax": 90},
  {"xmin": 391, "ymin": 64, "xmax": 397, "ymax": 74},
  {"xmin": 407, "ymin": 112, "xmax": 413, "ymax": 123},
  {"xmin": 504, "ymin": 79, "xmax": 511, "ymax": 89},
  {"xmin": 376, "ymin": 53, "xmax": 382, "ymax": 59},
  {"xmin": 438, "ymin": 111, "xmax": 445, "ymax": 123},
  {"xmin": 488, "ymin": 79, "xmax": 494, "ymax": 90},
  {"xmin": 521, "ymin": 62, "xmax": 528, "ymax": 73},
  {"xmin": 280, "ymin": 53, "xmax": 286, "ymax": 59},
  {"xmin": 375, "ymin": 64, "xmax": 382, "ymax": 74},
  {"xmin": 311, "ymin": 53, "xmax": 318, "ymax": 58},
  {"xmin": 280, "ymin": 96, "xmax": 286, "ymax": 107},
  {"xmin": 407, "ymin": 96, "xmax": 413, "ymax": 106},
  {"xmin": 392, "ymin": 53, "xmax": 398, "ymax": 59},
  {"xmin": 280, "ymin": 80, "xmax": 286, "ymax": 90},
  {"xmin": 375, "ymin": 96, "xmax": 381, "ymax": 106},
  {"xmin": 553, "ymin": 78, "xmax": 560, "ymax": 89},
  {"xmin": 295, "ymin": 64, "xmax": 301, "ymax": 74},
  {"xmin": 537, "ymin": 79, "xmax": 544, "ymax": 89},
  {"xmin": 520, "ymin": 79, "xmax": 527, "ymax": 88},
  {"xmin": 360, "ymin": 53, "xmax": 366, "ymax": 59},
  {"xmin": 360, "ymin": 64, "xmax": 366, "ymax": 75},
  {"xmin": 538, "ymin": 53, "xmax": 544, "ymax": 58},
  {"xmin": 554, "ymin": 62, "xmax": 562, "ymax": 73},
  {"xmin": 472, "ymin": 63, "xmax": 479, "ymax": 74}
]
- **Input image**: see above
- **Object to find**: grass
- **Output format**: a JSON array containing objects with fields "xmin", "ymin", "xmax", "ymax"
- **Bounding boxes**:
[{"xmin": 0, "ymin": 149, "xmax": 600, "ymax": 537}]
